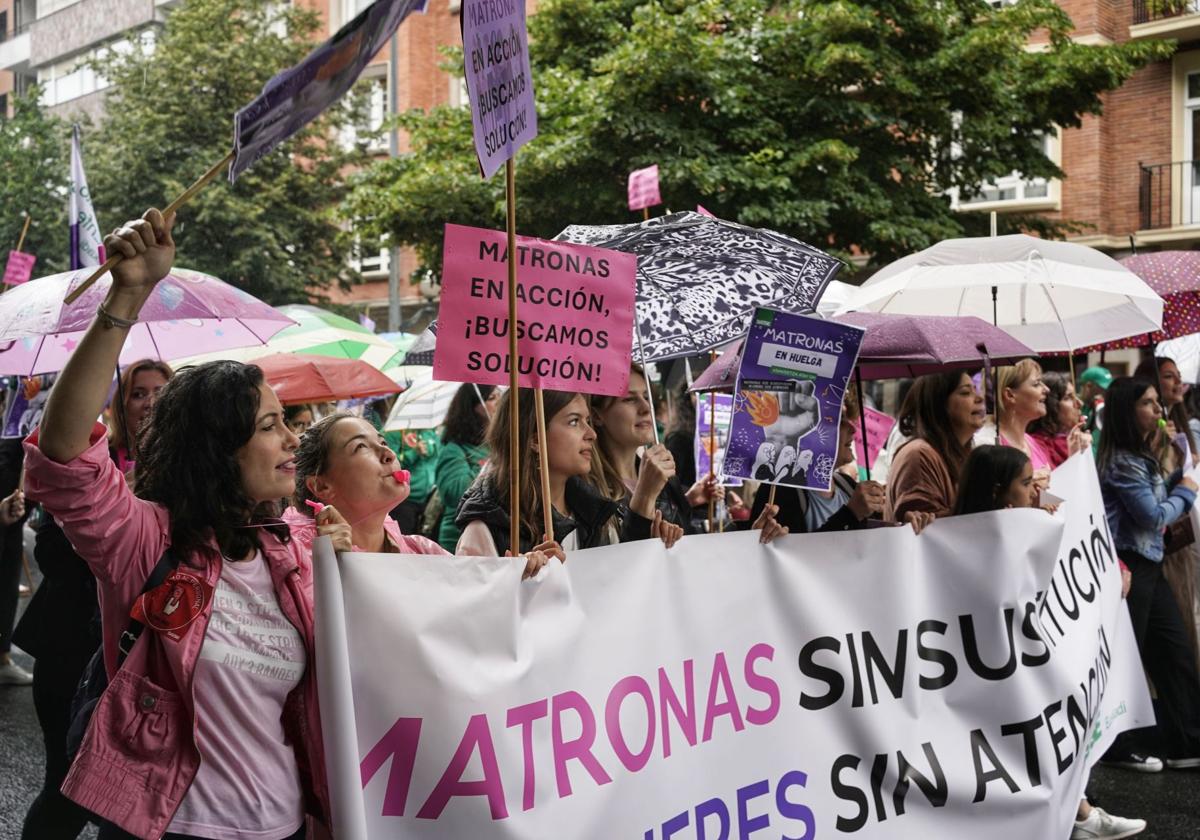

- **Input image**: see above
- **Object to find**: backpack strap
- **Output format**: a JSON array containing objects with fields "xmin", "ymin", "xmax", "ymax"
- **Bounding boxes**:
[
  {"xmin": 116, "ymin": 547, "xmax": 181, "ymax": 666},
  {"xmin": 832, "ymin": 472, "xmax": 857, "ymax": 498}
]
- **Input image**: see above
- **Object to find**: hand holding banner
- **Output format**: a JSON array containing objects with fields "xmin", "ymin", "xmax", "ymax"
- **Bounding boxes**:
[{"xmin": 434, "ymin": 224, "xmax": 636, "ymax": 396}]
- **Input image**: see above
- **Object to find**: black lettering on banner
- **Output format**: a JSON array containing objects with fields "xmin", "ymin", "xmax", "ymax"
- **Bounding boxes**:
[
  {"xmin": 999, "ymin": 715, "xmax": 1045, "ymax": 788},
  {"xmin": 832, "ymin": 754, "xmax": 869, "ymax": 833},
  {"xmin": 892, "ymin": 743, "xmax": 948, "ymax": 815},
  {"xmin": 798, "ymin": 636, "xmax": 844, "ymax": 711},
  {"xmin": 915, "ymin": 620, "xmax": 957, "ymax": 690},
  {"xmin": 970, "ymin": 728, "xmax": 1019, "ymax": 803},
  {"xmin": 959, "ymin": 609, "xmax": 1017, "ymax": 681}
]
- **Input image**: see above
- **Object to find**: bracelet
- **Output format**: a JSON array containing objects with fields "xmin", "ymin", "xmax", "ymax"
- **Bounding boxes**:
[{"xmin": 97, "ymin": 302, "xmax": 138, "ymax": 330}]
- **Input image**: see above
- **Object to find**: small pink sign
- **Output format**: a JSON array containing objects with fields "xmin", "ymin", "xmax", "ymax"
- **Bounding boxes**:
[
  {"xmin": 3, "ymin": 251, "xmax": 36, "ymax": 286},
  {"xmin": 627, "ymin": 165, "xmax": 662, "ymax": 212},
  {"xmin": 853, "ymin": 405, "xmax": 897, "ymax": 468},
  {"xmin": 695, "ymin": 204, "xmax": 716, "ymax": 217},
  {"xmin": 434, "ymin": 224, "xmax": 637, "ymax": 397}
]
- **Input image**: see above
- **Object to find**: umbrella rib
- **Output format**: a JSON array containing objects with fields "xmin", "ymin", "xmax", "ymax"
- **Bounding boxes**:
[
  {"xmin": 1038, "ymin": 283, "xmax": 1070, "ymax": 351},
  {"xmin": 147, "ymin": 326, "xmax": 165, "ymax": 367}
]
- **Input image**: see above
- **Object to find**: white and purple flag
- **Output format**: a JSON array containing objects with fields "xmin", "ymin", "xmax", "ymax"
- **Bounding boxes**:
[{"xmin": 69, "ymin": 124, "xmax": 103, "ymax": 270}]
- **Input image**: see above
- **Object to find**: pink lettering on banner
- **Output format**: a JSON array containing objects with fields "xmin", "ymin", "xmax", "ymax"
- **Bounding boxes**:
[
  {"xmin": 853, "ymin": 405, "xmax": 897, "ymax": 468},
  {"xmin": 3, "ymin": 251, "xmax": 36, "ymax": 286},
  {"xmin": 627, "ymin": 164, "xmax": 662, "ymax": 211},
  {"xmin": 434, "ymin": 223, "xmax": 637, "ymax": 397}
]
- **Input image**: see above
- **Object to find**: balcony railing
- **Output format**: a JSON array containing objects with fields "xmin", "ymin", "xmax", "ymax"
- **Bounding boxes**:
[
  {"xmin": 0, "ymin": 21, "xmax": 32, "ymax": 43},
  {"xmin": 1133, "ymin": 0, "xmax": 1200, "ymax": 25},
  {"xmin": 1139, "ymin": 160, "xmax": 1200, "ymax": 229}
]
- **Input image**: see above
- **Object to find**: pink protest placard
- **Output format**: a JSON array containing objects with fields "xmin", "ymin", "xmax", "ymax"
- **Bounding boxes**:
[
  {"xmin": 695, "ymin": 204, "xmax": 716, "ymax": 217},
  {"xmin": 853, "ymin": 405, "xmax": 897, "ymax": 468},
  {"xmin": 3, "ymin": 251, "xmax": 36, "ymax": 286},
  {"xmin": 434, "ymin": 223, "xmax": 637, "ymax": 396},
  {"xmin": 627, "ymin": 165, "xmax": 661, "ymax": 211}
]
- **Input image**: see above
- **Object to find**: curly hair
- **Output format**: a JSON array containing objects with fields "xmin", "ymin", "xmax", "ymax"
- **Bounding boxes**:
[
  {"xmin": 135, "ymin": 361, "xmax": 289, "ymax": 559},
  {"xmin": 291, "ymin": 412, "xmax": 355, "ymax": 514}
]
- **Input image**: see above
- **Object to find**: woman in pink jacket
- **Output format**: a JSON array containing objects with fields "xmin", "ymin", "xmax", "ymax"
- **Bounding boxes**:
[
  {"xmin": 26, "ymin": 209, "xmax": 347, "ymax": 840},
  {"xmin": 283, "ymin": 412, "xmax": 449, "ymax": 555}
]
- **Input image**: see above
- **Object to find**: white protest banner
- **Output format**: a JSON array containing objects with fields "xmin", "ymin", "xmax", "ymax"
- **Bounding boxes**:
[
  {"xmin": 463, "ymin": 0, "xmax": 537, "ymax": 179},
  {"xmin": 314, "ymin": 453, "xmax": 1151, "ymax": 839}
]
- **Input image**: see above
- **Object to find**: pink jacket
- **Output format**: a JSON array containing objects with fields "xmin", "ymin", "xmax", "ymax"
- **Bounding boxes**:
[
  {"xmin": 24, "ymin": 424, "xmax": 330, "ymax": 840},
  {"xmin": 281, "ymin": 506, "xmax": 450, "ymax": 555}
]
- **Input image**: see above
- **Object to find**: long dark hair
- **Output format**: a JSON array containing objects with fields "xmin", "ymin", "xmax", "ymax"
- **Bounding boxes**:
[
  {"xmin": 484, "ymin": 387, "xmax": 586, "ymax": 542},
  {"xmin": 135, "ymin": 361, "xmax": 288, "ymax": 559},
  {"xmin": 1028, "ymin": 371, "xmax": 1071, "ymax": 437},
  {"xmin": 1096, "ymin": 377, "xmax": 1158, "ymax": 472},
  {"xmin": 910, "ymin": 369, "xmax": 976, "ymax": 478},
  {"xmin": 1134, "ymin": 355, "xmax": 1196, "ymax": 455},
  {"xmin": 953, "ymin": 445, "xmax": 1031, "ymax": 515},
  {"xmin": 442, "ymin": 383, "xmax": 495, "ymax": 446}
]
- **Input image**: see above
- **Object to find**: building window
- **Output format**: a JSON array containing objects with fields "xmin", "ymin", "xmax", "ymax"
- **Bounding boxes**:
[
  {"xmin": 341, "ymin": 71, "xmax": 388, "ymax": 151},
  {"xmin": 350, "ymin": 237, "xmax": 390, "ymax": 277},
  {"xmin": 37, "ymin": 31, "xmax": 153, "ymax": 107},
  {"xmin": 448, "ymin": 75, "xmax": 468, "ymax": 108},
  {"xmin": 953, "ymin": 130, "xmax": 1059, "ymax": 209}
]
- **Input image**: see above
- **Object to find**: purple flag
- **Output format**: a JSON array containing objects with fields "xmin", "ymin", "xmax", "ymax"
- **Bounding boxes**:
[
  {"xmin": 231, "ymin": 0, "xmax": 429, "ymax": 182},
  {"xmin": 722, "ymin": 308, "xmax": 865, "ymax": 492},
  {"xmin": 462, "ymin": 0, "xmax": 538, "ymax": 179}
]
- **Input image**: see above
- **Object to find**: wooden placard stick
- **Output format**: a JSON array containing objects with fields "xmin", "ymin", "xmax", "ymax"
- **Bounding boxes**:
[
  {"xmin": 14, "ymin": 215, "xmax": 31, "ymax": 253},
  {"xmin": 534, "ymin": 388, "xmax": 554, "ymax": 542},
  {"xmin": 506, "ymin": 159, "xmax": 521, "ymax": 555},
  {"xmin": 64, "ymin": 151, "xmax": 235, "ymax": 305}
]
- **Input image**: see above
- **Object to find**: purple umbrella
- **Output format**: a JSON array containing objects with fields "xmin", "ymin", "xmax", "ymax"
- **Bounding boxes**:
[
  {"xmin": 689, "ymin": 312, "xmax": 1036, "ymax": 476},
  {"xmin": 0, "ymin": 267, "xmax": 295, "ymax": 375},
  {"xmin": 690, "ymin": 313, "xmax": 1034, "ymax": 391},
  {"xmin": 1071, "ymin": 252, "xmax": 1200, "ymax": 351}
]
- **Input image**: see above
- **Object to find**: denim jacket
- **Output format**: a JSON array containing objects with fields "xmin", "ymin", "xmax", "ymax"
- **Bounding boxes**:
[{"xmin": 1100, "ymin": 451, "xmax": 1196, "ymax": 562}]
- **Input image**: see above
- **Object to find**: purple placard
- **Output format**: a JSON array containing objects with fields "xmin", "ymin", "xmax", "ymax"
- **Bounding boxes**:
[
  {"xmin": 723, "ymin": 308, "xmax": 866, "ymax": 492},
  {"xmin": 627, "ymin": 165, "xmax": 661, "ymax": 211},
  {"xmin": 695, "ymin": 392, "xmax": 741, "ymax": 487},
  {"xmin": 3, "ymin": 251, "xmax": 35, "ymax": 286},
  {"xmin": 462, "ymin": 0, "xmax": 537, "ymax": 180},
  {"xmin": 2, "ymin": 374, "xmax": 54, "ymax": 439},
  {"xmin": 230, "ymin": 0, "xmax": 429, "ymax": 182}
]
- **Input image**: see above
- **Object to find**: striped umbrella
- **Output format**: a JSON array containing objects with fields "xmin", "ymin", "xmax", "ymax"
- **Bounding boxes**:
[
  {"xmin": 383, "ymin": 369, "xmax": 460, "ymax": 430},
  {"xmin": 170, "ymin": 304, "xmax": 395, "ymax": 368}
]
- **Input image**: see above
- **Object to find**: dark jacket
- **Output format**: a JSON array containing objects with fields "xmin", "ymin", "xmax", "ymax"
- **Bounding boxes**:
[
  {"xmin": 748, "ymin": 473, "xmax": 866, "ymax": 534},
  {"xmin": 456, "ymin": 475, "xmax": 653, "ymax": 556},
  {"xmin": 12, "ymin": 517, "xmax": 100, "ymax": 660}
]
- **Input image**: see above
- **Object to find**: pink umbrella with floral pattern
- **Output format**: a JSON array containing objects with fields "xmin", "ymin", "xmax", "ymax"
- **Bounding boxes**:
[{"xmin": 0, "ymin": 267, "xmax": 295, "ymax": 375}]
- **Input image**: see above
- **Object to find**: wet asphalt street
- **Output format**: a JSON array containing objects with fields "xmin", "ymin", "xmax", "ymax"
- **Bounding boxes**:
[{"xmin": 0, "ymin": 536, "xmax": 1196, "ymax": 840}]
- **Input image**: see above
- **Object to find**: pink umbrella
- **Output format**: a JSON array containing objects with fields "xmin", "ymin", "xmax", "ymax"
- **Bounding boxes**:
[
  {"xmin": 0, "ymin": 267, "xmax": 295, "ymax": 375},
  {"xmin": 256, "ymin": 353, "xmax": 401, "ymax": 405},
  {"xmin": 690, "ymin": 313, "xmax": 1034, "ymax": 391}
]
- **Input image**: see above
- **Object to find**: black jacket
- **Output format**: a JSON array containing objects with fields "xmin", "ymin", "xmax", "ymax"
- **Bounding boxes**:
[
  {"xmin": 455, "ymin": 475, "xmax": 653, "ymax": 556},
  {"xmin": 13, "ymin": 517, "xmax": 100, "ymax": 660},
  {"xmin": 748, "ymin": 473, "xmax": 866, "ymax": 534}
]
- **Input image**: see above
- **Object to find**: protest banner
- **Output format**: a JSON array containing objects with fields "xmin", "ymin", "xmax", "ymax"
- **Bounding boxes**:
[
  {"xmin": 433, "ymin": 223, "xmax": 637, "ymax": 397},
  {"xmin": 462, "ymin": 0, "xmax": 537, "ymax": 180},
  {"xmin": 695, "ymin": 392, "xmax": 739, "ymax": 486},
  {"xmin": 313, "ymin": 453, "xmax": 1150, "ymax": 839},
  {"xmin": 231, "ymin": 0, "xmax": 429, "ymax": 181},
  {"xmin": 852, "ymin": 405, "xmax": 896, "ymax": 472},
  {"xmin": 3, "ymin": 251, "xmax": 35, "ymax": 287},
  {"xmin": 722, "ymin": 308, "xmax": 866, "ymax": 492},
  {"xmin": 628, "ymin": 164, "xmax": 662, "ymax": 213}
]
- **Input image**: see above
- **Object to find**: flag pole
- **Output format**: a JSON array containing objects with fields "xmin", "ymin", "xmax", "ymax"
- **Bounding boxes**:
[
  {"xmin": 506, "ymin": 159, "xmax": 524, "ymax": 555},
  {"xmin": 534, "ymin": 388, "xmax": 554, "ymax": 541},
  {"xmin": 14, "ymin": 215, "xmax": 31, "ymax": 253},
  {"xmin": 64, "ymin": 151, "xmax": 235, "ymax": 305}
]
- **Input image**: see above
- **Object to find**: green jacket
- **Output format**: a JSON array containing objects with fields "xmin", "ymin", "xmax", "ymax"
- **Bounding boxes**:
[
  {"xmin": 385, "ymin": 429, "xmax": 440, "ymax": 505},
  {"xmin": 435, "ymin": 440, "xmax": 489, "ymax": 551}
]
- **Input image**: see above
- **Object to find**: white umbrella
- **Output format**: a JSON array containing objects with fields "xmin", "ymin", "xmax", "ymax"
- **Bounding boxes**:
[
  {"xmin": 839, "ymin": 235, "xmax": 1163, "ymax": 353},
  {"xmin": 1158, "ymin": 334, "xmax": 1200, "ymax": 385},
  {"xmin": 816, "ymin": 279, "xmax": 856, "ymax": 318},
  {"xmin": 384, "ymin": 369, "xmax": 460, "ymax": 430}
]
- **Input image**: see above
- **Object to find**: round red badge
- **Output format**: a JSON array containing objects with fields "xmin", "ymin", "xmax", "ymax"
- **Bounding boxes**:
[{"xmin": 130, "ymin": 571, "xmax": 213, "ymax": 642}]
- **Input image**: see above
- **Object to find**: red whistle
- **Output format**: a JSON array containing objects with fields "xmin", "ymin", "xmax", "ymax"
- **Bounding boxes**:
[
  {"xmin": 305, "ymin": 499, "xmax": 326, "ymax": 514},
  {"xmin": 392, "ymin": 469, "xmax": 410, "ymax": 484}
]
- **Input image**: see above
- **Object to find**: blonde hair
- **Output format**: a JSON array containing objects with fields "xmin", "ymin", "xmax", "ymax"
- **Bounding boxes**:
[
  {"xmin": 997, "ymin": 358, "xmax": 1042, "ymax": 411},
  {"xmin": 107, "ymin": 359, "xmax": 174, "ymax": 454}
]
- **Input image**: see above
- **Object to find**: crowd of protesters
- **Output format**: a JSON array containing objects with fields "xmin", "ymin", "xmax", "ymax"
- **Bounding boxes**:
[{"xmin": 0, "ymin": 211, "xmax": 1194, "ymax": 840}]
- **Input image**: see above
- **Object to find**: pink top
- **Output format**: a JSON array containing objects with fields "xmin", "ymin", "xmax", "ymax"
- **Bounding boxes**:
[
  {"xmin": 999, "ymin": 433, "xmax": 1053, "ymax": 471},
  {"xmin": 168, "ymin": 551, "xmax": 305, "ymax": 840},
  {"xmin": 282, "ymin": 506, "xmax": 449, "ymax": 555}
]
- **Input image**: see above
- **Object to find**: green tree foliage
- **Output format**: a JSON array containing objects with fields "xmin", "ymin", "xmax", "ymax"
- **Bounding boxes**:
[
  {"xmin": 345, "ymin": 0, "xmax": 1172, "ymax": 276},
  {"xmin": 0, "ymin": 88, "xmax": 68, "ymax": 273},
  {"xmin": 85, "ymin": 0, "xmax": 372, "ymax": 304}
]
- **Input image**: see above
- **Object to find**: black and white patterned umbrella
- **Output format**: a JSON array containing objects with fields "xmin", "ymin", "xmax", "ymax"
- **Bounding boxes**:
[
  {"xmin": 554, "ymin": 211, "xmax": 843, "ymax": 361},
  {"xmin": 399, "ymin": 322, "xmax": 437, "ymax": 366}
]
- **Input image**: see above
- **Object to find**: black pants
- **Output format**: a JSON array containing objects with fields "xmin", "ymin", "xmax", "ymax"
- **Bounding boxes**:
[
  {"xmin": 21, "ymin": 650, "xmax": 96, "ymax": 839},
  {"xmin": 97, "ymin": 823, "xmax": 307, "ymax": 840},
  {"xmin": 0, "ymin": 436, "xmax": 24, "ymax": 655},
  {"xmin": 1118, "ymin": 551, "xmax": 1200, "ymax": 758}
]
